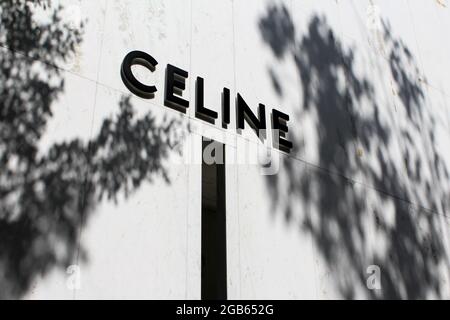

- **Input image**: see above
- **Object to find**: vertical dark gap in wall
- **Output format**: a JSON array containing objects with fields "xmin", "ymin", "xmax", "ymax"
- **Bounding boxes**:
[{"xmin": 201, "ymin": 138, "xmax": 227, "ymax": 300}]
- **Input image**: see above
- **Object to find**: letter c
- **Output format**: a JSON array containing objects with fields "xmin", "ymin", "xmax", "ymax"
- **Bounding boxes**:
[{"xmin": 121, "ymin": 50, "xmax": 158, "ymax": 99}]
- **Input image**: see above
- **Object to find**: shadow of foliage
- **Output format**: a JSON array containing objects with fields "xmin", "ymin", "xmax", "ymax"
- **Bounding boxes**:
[
  {"xmin": 260, "ymin": 4, "xmax": 449, "ymax": 299},
  {"xmin": 0, "ymin": 0, "xmax": 181, "ymax": 299}
]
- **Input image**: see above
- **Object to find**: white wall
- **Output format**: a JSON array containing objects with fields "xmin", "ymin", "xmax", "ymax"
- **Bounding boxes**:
[{"xmin": 2, "ymin": 0, "xmax": 449, "ymax": 299}]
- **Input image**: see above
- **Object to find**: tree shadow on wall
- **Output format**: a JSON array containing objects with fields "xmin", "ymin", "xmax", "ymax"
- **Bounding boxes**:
[
  {"xmin": 260, "ymin": 4, "xmax": 450, "ymax": 299},
  {"xmin": 0, "ymin": 0, "xmax": 182, "ymax": 299}
]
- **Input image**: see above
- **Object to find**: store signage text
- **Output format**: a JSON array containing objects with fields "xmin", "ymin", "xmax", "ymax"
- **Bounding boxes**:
[{"xmin": 120, "ymin": 50, "xmax": 293, "ymax": 153}]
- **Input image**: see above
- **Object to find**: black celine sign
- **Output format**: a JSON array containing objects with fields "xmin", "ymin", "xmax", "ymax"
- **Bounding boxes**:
[{"xmin": 121, "ymin": 50, "xmax": 293, "ymax": 153}]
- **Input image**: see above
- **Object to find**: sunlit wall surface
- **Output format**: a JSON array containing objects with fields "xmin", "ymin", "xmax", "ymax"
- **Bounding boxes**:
[{"xmin": 1, "ymin": 0, "xmax": 450, "ymax": 299}]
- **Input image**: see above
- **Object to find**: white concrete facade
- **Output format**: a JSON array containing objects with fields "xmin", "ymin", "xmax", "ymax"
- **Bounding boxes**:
[{"xmin": 1, "ymin": 0, "xmax": 450, "ymax": 300}]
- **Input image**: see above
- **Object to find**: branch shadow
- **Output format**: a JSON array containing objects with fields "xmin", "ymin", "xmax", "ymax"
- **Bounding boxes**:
[
  {"xmin": 0, "ymin": 0, "xmax": 183, "ymax": 299},
  {"xmin": 259, "ymin": 4, "xmax": 449, "ymax": 299}
]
